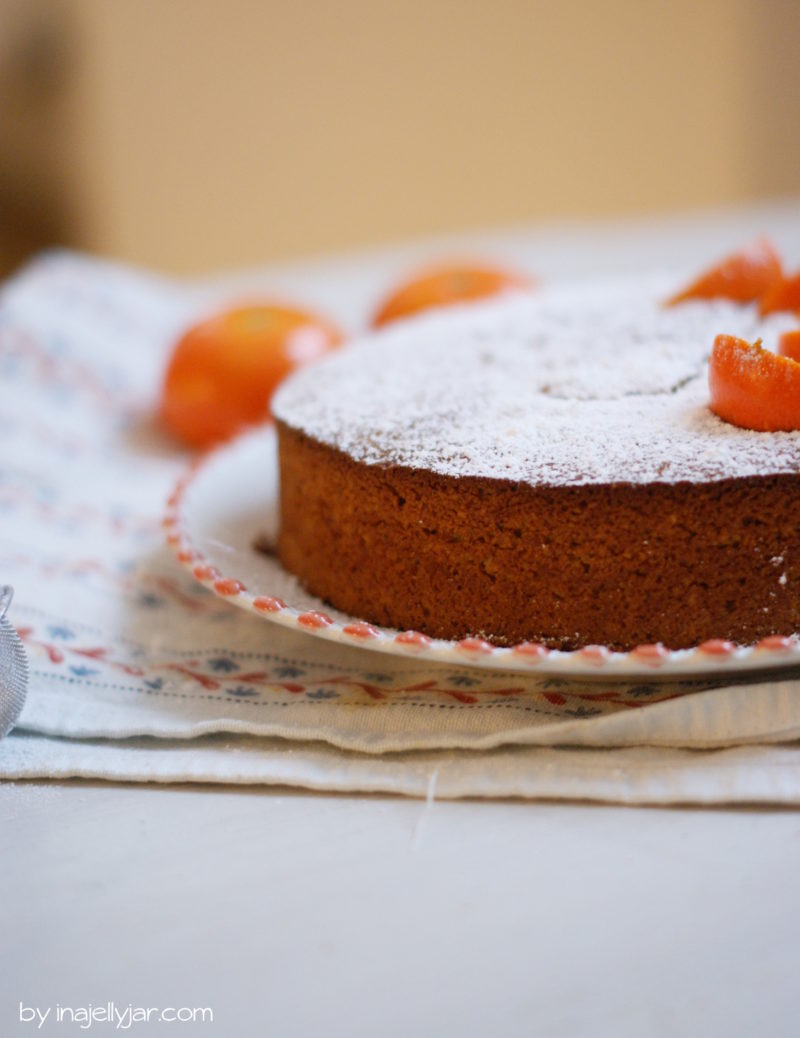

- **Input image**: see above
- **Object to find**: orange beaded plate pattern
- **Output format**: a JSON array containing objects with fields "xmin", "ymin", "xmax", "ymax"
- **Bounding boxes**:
[{"xmin": 166, "ymin": 427, "xmax": 800, "ymax": 680}]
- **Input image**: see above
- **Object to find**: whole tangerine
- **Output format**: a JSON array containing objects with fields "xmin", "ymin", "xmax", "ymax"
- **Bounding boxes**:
[
  {"xmin": 372, "ymin": 262, "xmax": 534, "ymax": 328},
  {"xmin": 161, "ymin": 303, "xmax": 342, "ymax": 448}
]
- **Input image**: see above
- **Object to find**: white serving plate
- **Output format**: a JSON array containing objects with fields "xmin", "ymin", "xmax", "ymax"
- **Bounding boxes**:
[{"xmin": 165, "ymin": 425, "xmax": 800, "ymax": 680}]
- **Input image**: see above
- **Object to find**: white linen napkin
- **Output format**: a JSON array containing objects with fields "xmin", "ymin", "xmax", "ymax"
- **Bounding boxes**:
[{"xmin": 2, "ymin": 249, "xmax": 800, "ymax": 803}]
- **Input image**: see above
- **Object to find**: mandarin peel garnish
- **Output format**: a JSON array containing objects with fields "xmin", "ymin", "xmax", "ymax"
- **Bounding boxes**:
[
  {"xmin": 759, "ymin": 270, "xmax": 800, "ymax": 316},
  {"xmin": 666, "ymin": 238, "xmax": 783, "ymax": 307},
  {"xmin": 709, "ymin": 333, "xmax": 800, "ymax": 432},
  {"xmin": 778, "ymin": 329, "xmax": 800, "ymax": 363}
]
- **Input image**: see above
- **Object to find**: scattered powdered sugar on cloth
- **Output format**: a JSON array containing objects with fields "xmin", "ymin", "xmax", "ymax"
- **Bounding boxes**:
[{"xmin": 272, "ymin": 274, "xmax": 800, "ymax": 485}]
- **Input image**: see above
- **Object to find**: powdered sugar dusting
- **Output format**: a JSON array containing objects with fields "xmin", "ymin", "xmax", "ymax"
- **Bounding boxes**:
[{"xmin": 272, "ymin": 275, "xmax": 800, "ymax": 486}]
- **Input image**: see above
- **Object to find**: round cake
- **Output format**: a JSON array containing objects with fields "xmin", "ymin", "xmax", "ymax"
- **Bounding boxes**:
[{"xmin": 271, "ymin": 275, "xmax": 800, "ymax": 650}]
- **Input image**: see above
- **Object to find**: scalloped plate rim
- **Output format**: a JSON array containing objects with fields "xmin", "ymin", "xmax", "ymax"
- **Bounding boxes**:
[{"xmin": 165, "ymin": 425, "xmax": 800, "ymax": 681}]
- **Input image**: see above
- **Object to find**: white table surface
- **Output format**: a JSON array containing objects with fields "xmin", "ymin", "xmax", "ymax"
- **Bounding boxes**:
[{"xmin": 3, "ymin": 201, "xmax": 800, "ymax": 1038}]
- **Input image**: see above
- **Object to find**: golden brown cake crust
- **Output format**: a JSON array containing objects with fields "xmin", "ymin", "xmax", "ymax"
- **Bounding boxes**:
[{"xmin": 277, "ymin": 422, "xmax": 800, "ymax": 651}]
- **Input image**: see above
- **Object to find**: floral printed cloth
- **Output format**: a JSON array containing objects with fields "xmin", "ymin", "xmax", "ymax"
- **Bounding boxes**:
[{"xmin": 2, "ymin": 248, "xmax": 800, "ymax": 802}]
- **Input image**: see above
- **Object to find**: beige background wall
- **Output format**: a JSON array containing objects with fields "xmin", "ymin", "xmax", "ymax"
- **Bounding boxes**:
[{"xmin": 3, "ymin": 0, "xmax": 800, "ymax": 273}]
